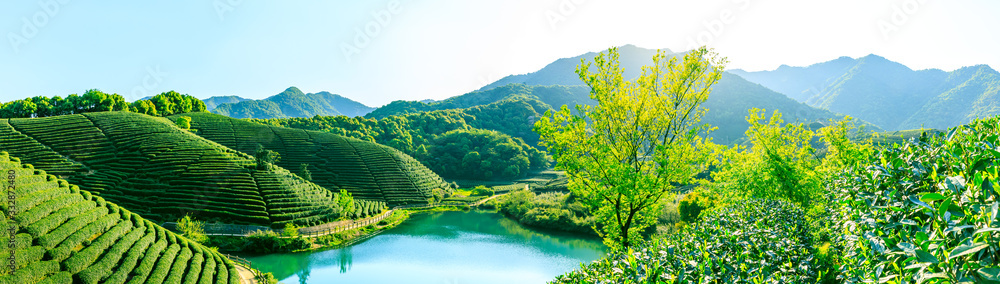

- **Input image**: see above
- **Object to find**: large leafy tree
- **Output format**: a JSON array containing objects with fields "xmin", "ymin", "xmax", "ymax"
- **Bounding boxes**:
[
  {"xmin": 0, "ymin": 89, "xmax": 204, "ymax": 118},
  {"xmin": 534, "ymin": 47, "xmax": 725, "ymax": 248}
]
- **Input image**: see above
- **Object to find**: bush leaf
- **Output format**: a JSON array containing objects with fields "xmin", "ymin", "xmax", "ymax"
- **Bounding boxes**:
[{"xmin": 949, "ymin": 243, "xmax": 988, "ymax": 260}]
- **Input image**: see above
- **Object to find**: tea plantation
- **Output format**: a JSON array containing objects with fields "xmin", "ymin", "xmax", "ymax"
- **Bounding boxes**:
[
  {"xmin": 0, "ymin": 112, "xmax": 352, "ymax": 227},
  {"xmin": 177, "ymin": 112, "xmax": 450, "ymax": 206},
  {"xmin": 551, "ymin": 117, "xmax": 1000, "ymax": 283},
  {"xmin": 0, "ymin": 151, "xmax": 241, "ymax": 284}
]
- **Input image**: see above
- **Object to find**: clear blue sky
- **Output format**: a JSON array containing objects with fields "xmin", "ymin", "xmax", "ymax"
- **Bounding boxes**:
[{"xmin": 2, "ymin": 0, "xmax": 998, "ymax": 106}]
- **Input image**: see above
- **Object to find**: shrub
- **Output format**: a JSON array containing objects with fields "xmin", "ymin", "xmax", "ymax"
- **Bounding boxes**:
[
  {"xmin": 174, "ymin": 116, "xmax": 192, "ymax": 130},
  {"xmin": 554, "ymin": 199, "xmax": 818, "ymax": 283},
  {"xmin": 144, "ymin": 243, "xmax": 181, "ymax": 284},
  {"xmin": 282, "ymin": 223, "xmax": 300, "ymax": 238},
  {"xmin": 834, "ymin": 117, "xmax": 1000, "ymax": 283},
  {"xmin": 163, "ymin": 246, "xmax": 194, "ymax": 284},
  {"xmin": 76, "ymin": 226, "xmax": 144, "ymax": 283},
  {"xmin": 176, "ymin": 214, "xmax": 208, "ymax": 244},
  {"xmin": 127, "ymin": 239, "xmax": 169, "ymax": 284},
  {"xmin": 64, "ymin": 221, "xmax": 133, "ymax": 273},
  {"xmin": 471, "ymin": 185, "xmax": 494, "ymax": 196}
]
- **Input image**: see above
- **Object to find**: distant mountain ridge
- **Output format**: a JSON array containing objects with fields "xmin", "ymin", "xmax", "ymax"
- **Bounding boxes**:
[
  {"xmin": 477, "ymin": 44, "xmax": 662, "ymax": 91},
  {"xmin": 211, "ymin": 86, "xmax": 374, "ymax": 119},
  {"xmin": 730, "ymin": 55, "xmax": 1000, "ymax": 130},
  {"xmin": 370, "ymin": 44, "xmax": 849, "ymax": 145},
  {"xmin": 203, "ymin": 95, "xmax": 251, "ymax": 111}
]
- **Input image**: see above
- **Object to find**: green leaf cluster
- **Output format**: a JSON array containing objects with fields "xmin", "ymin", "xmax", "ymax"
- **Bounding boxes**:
[
  {"xmin": 0, "ymin": 90, "xmax": 206, "ymax": 118},
  {"xmin": 534, "ymin": 46, "xmax": 725, "ymax": 249},
  {"xmin": 834, "ymin": 117, "xmax": 1000, "ymax": 283}
]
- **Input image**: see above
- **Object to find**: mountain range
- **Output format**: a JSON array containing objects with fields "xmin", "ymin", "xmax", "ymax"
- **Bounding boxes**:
[
  {"xmin": 731, "ymin": 55, "xmax": 1000, "ymax": 131},
  {"xmin": 368, "ymin": 45, "xmax": 845, "ymax": 145},
  {"xmin": 209, "ymin": 87, "xmax": 374, "ymax": 119}
]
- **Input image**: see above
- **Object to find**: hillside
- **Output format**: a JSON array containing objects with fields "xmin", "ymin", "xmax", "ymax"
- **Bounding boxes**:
[
  {"xmin": 178, "ymin": 112, "xmax": 451, "ymax": 206},
  {"xmin": 203, "ymin": 95, "xmax": 251, "ymax": 111},
  {"xmin": 212, "ymin": 87, "xmax": 374, "ymax": 119},
  {"xmin": 476, "ymin": 44, "xmax": 662, "ymax": 91},
  {"xmin": 730, "ymin": 55, "xmax": 1000, "ymax": 131},
  {"xmin": 367, "ymin": 45, "xmax": 849, "ymax": 145},
  {"xmin": 728, "ymin": 56, "xmax": 857, "ymax": 102},
  {"xmin": 0, "ymin": 112, "xmax": 352, "ymax": 227},
  {"xmin": 369, "ymin": 76, "xmax": 845, "ymax": 145},
  {"xmin": 0, "ymin": 151, "xmax": 241, "ymax": 284},
  {"xmin": 366, "ymin": 84, "xmax": 591, "ymax": 121}
]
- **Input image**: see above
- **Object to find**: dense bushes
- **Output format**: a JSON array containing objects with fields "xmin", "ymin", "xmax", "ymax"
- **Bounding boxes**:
[
  {"xmin": 0, "ymin": 89, "xmax": 206, "ymax": 118},
  {"xmin": 426, "ymin": 129, "xmax": 548, "ymax": 180},
  {"xmin": 492, "ymin": 190, "xmax": 594, "ymax": 235},
  {"xmin": 250, "ymin": 109, "xmax": 550, "ymax": 180},
  {"xmin": 554, "ymin": 199, "xmax": 820, "ymax": 283},
  {"xmin": 833, "ymin": 117, "xmax": 1000, "ymax": 283},
  {"xmin": 210, "ymin": 230, "xmax": 313, "ymax": 254}
]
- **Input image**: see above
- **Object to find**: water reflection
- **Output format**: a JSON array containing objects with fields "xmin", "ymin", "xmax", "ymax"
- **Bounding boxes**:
[
  {"xmin": 339, "ymin": 246, "xmax": 352, "ymax": 274},
  {"xmin": 244, "ymin": 210, "xmax": 606, "ymax": 284}
]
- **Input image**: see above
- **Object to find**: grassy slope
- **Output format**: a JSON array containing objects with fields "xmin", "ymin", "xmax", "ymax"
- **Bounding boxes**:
[
  {"xmin": 0, "ymin": 151, "xmax": 240, "ymax": 284},
  {"xmin": 0, "ymin": 112, "xmax": 342, "ymax": 227},
  {"xmin": 179, "ymin": 112, "xmax": 449, "ymax": 206}
]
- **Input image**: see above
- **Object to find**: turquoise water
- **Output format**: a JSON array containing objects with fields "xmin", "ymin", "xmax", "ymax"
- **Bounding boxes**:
[{"xmin": 244, "ymin": 210, "xmax": 607, "ymax": 284}]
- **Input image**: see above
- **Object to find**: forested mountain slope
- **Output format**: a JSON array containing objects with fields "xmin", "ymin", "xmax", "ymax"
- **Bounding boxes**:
[
  {"xmin": 369, "ymin": 45, "xmax": 848, "ymax": 145},
  {"xmin": 370, "ymin": 75, "xmax": 845, "ymax": 145},
  {"xmin": 731, "ymin": 55, "xmax": 1000, "ymax": 130},
  {"xmin": 203, "ymin": 95, "xmax": 251, "ymax": 111},
  {"xmin": 212, "ymin": 87, "xmax": 373, "ymax": 119}
]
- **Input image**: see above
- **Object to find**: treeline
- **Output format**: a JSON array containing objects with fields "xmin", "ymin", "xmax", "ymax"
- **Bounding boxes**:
[
  {"xmin": 250, "ymin": 110, "xmax": 550, "ymax": 180},
  {"xmin": 0, "ymin": 89, "xmax": 206, "ymax": 118}
]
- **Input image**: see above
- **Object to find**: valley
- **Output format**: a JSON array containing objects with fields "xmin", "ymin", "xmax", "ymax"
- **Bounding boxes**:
[{"xmin": 2, "ymin": 2, "xmax": 998, "ymax": 283}]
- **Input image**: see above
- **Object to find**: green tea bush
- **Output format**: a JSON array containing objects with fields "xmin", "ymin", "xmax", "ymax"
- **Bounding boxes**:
[
  {"xmin": 64, "ymin": 221, "xmax": 133, "ymax": 273},
  {"xmin": 495, "ymin": 190, "xmax": 596, "ymax": 235},
  {"xmin": 834, "ymin": 117, "xmax": 1000, "ymax": 283},
  {"xmin": 553, "ymin": 198, "xmax": 819, "ymax": 284},
  {"xmin": 242, "ymin": 230, "xmax": 313, "ymax": 253}
]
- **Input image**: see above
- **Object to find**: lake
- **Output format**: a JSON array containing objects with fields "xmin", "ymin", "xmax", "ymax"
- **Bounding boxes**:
[{"xmin": 245, "ymin": 210, "xmax": 607, "ymax": 284}]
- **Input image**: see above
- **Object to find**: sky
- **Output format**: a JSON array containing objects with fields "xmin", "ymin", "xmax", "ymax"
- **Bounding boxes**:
[{"xmin": 2, "ymin": 0, "xmax": 998, "ymax": 107}]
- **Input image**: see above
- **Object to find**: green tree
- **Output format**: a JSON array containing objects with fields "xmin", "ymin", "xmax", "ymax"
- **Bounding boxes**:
[
  {"xmin": 713, "ymin": 109, "xmax": 821, "ymax": 208},
  {"xmin": 336, "ymin": 189, "xmax": 355, "ymax": 219},
  {"xmin": 297, "ymin": 163, "xmax": 312, "ymax": 181},
  {"xmin": 132, "ymin": 99, "xmax": 159, "ymax": 116},
  {"xmin": 174, "ymin": 116, "xmax": 192, "ymax": 130},
  {"xmin": 282, "ymin": 223, "xmax": 300, "ymax": 238},
  {"xmin": 253, "ymin": 144, "xmax": 281, "ymax": 170},
  {"xmin": 534, "ymin": 46, "xmax": 725, "ymax": 249},
  {"xmin": 176, "ymin": 214, "xmax": 208, "ymax": 243}
]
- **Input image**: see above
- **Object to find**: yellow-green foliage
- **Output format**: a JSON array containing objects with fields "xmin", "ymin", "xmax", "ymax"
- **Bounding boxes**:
[
  {"xmin": 174, "ymin": 115, "xmax": 192, "ymax": 130},
  {"xmin": 535, "ymin": 46, "xmax": 725, "ymax": 249},
  {"xmin": 713, "ymin": 108, "xmax": 823, "ymax": 208}
]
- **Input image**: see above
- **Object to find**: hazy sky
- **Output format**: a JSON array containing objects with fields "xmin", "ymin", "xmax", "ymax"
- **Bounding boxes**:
[{"xmin": 2, "ymin": 0, "xmax": 998, "ymax": 106}]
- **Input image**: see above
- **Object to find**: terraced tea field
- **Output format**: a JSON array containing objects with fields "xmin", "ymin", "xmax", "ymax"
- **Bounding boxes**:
[
  {"xmin": 179, "ymin": 112, "xmax": 450, "ymax": 206},
  {"xmin": 0, "ymin": 112, "xmax": 351, "ymax": 227},
  {"xmin": 0, "ymin": 152, "xmax": 241, "ymax": 284}
]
